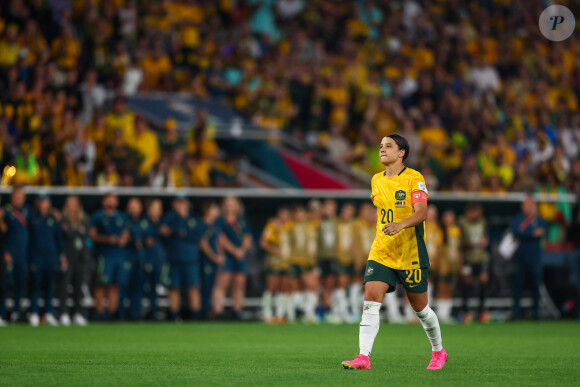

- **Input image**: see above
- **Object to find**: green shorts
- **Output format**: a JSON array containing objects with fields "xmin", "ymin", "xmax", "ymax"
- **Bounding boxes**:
[
  {"xmin": 363, "ymin": 260, "xmax": 429, "ymax": 294},
  {"xmin": 290, "ymin": 263, "xmax": 315, "ymax": 277},
  {"xmin": 267, "ymin": 268, "xmax": 289, "ymax": 277}
]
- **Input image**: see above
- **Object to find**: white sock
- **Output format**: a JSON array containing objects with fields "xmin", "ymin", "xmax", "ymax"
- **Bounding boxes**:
[
  {"xmin": 359, "ymin": 301, "xmax": 381, "ymax": 356},
  {"xmin": 349, "ymin": 283, "xmax": 363, "ymax": 315},
  {"xmin": 275, "ymin": 293, "xmax": 287, "ymax": 319},
  {"xmin": 293, "ymin": 292, "xmax": 304, "ymax": 313},
  {"xmin": 415, "ymin": 305, "xmax": 443, "ymax": 352},
  {"xmin": 262, "ymin": 291, "xmax": 273, "ymax": 320},
  {"xmin": 287, "ymin": 292, "xmax": 296, "ymax": 322},
  {"xmin": 304, "ymin": 290, "xmax": 317, "ymax": 319},
  {"xmin": 330, "ymin": 289, "xmax": 339, "ymax": 314},
  {"xmin": 436, "ymin": 299, "xmax": 453, "ymax": 322},
  {"xmin": 336, "ymin": 288, "xmax": 349, "ymax": 320}
]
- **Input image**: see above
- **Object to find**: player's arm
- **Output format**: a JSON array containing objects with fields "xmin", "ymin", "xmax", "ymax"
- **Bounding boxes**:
[
  {"xmin": 220, "ymin": 233, "xmax": 240, "ymax": 256},
  {"xmin": 382, "ymin": 201, "xmax": 427, "ymax": 236},
  {"xmin": 199, "ymin": 237, "xmax": 223, "ymax": 265},
  {"xmin": 259, "ymin": 223, "xmax": 280, "ymax": 256},
  {"xmin": 89, "ymin": 227, "xmax": 116, "ymax": 245}
]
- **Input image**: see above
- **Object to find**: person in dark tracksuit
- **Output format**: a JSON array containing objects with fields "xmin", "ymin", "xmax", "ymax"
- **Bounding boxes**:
[
  {"xmin": 59, "ymin": 196, "xmax": 90, "ymax": 326},
  {"xmin": 213, "ymin": 196, "xmax": 252, "ymax": 320},
  {"xmin": 89, "ymin": 192, "xmax": 130, "ymax": 320},
  {"xmin": 28, "ymin": 193, "xmax": 67, "ymax": 326},
  {"xmin": 198, "ymin": 202, "xmax": 224, "ymax": 320},
  {"xmin": 511, "ymin": 196, "xmax": 547, "ymax": 320},
  {"xmin": 125, "ymin": 198, "xmax": 147, "ymax": 321},
  {"xmin": 0, "ymin": 187, "xmax": 31, "ymax": 324},
  {"xmin": 143, "ymin": 199, "xmax": 165, "ymax": 320},
  {"xmin": 160, "ymin": 194, "xmax": 207, "ymax": 321}
]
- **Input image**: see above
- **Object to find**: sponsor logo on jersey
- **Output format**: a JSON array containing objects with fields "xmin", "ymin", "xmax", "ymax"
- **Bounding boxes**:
[
  {"xmin": 366, "ymin": 267, "xmax": 374, "ymax": 275},
  {"xmin": 395, "ymin": 190, "xmax": 406, "ymax": 200},
  {"xmin": 417, "ymin": 181, "xmax": 428, "ymax": 193}
]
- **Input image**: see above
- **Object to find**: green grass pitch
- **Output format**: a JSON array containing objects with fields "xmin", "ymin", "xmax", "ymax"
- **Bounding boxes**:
[{"xmin": 1, "ymin": 322, "xmax": 579, "ymax": 386}]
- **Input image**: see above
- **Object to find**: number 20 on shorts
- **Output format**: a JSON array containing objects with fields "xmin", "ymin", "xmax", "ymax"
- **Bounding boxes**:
[
  {"xmin": 405, "ymin": 269, "xmax": 421, "ymax": 284},
  {"xmin": 380, "ymin": 209, "xmax": 393, "ymax": 224}
]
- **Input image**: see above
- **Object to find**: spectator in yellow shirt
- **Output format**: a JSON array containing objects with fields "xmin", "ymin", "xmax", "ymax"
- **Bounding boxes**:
[
  {"xmin": 50, "ymin": 25, "xmax": 81, "ymax": 70},
  {"xmin": 0, "ymin": 24, "xmax": 21, "ymax": 68},
  {"xmin": 104, "ymin": 97, "xmax": 135, "ymax": 142},
  {"xmin": 141, "ymin": 41, "xmax": 171, "ymax": 91},
  {"xmin": 131, "ymin": 115, "xmax": 160, "ymax": 178}
]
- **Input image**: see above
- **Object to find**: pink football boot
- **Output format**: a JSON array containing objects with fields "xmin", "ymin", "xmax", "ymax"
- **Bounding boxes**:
[
  {"xmin": 342, "ymin": 354, "xmax": 372, "ymax": 370},
  {"xmin": 426, "ymin": 349, "xmax": 448, "ymax": 370}
]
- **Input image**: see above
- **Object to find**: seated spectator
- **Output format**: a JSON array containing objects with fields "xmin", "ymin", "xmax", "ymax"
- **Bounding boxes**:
[
  {"xmin": 96, "ymin": 161, "xmax": 120, "ymax": 187},
  {"xmin": 50, "ymin": 25, "xmax": 80, "ymax": 70},
  {"xmin": 0, "ymin": 24, "xmax": 21, "ymax": 68},
  {"xmin": 104, "ymin": 128, "xmax": 142, "ymax": 178},
  {"xmin": 63, "ymin": 122, "xmax": 96, "ymax": 184},
  {"xmin": 141, "ymin": 40, "xmax": 171, "ymax": 91},
  {"xmin": 160, "ymin": 118, "xmax": 185, "ymax": 157},
  {"xmin": 105, "ymin": 97, "xmax": 135, "ymax": 143}
]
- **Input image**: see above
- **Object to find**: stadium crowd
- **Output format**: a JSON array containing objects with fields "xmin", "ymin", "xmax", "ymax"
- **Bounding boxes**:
[
  {"xmin": 0, "ymin": 187, "xmax": 558, "ymax": 326},
  {"xmin": 0, "ymin": 0, "xmax": 579, "ymax": 198}
]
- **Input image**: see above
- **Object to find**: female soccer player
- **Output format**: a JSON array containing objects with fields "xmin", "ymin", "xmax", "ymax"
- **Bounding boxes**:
[{"xmin": 342, "ymin": 134, "xmax": 447, "ymax": 371}]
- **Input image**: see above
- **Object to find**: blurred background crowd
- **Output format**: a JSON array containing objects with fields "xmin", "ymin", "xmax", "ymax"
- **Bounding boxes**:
[
  {"xmin": 2, "ymin": 189, "xmax": 566, "ymax": 326},
  {"xmin": 1, "ymin": 0, "xmax": 580, "ymax": 196}
]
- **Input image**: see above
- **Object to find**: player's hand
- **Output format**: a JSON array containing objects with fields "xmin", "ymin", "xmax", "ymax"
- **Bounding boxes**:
[
  {"xmin": 52, "ymin": 209, "xmax": 62, "ymax": 221},
  {"xmin": 235, "ymin": 248, "xmax": 245, "ymax": 260},
  {"xmin": 533, "ymin": 227, "xmax": 545, "ymax": 237},
  {"xmin": 145, "ymin": 237, "xmax": 155, "ymax": 247},
  {"xmin": 4, "ymin": 252, "xmax": 12, "ymax": 264},
  {"xmin": 215, "ymin": 254, "xmax": 225, "ymax": 265},
  {"xmin": 109, "ymin": 235, "xmax": 118, "ymax": 245},
  {"xmin": 382, "ymin": 222, "xmax": 403, "ymax": 236}
]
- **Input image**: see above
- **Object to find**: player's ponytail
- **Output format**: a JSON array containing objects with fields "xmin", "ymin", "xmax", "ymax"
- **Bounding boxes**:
[{"xmin": 385, "ymin": 134, "xmax": 410, "ymax": 162}]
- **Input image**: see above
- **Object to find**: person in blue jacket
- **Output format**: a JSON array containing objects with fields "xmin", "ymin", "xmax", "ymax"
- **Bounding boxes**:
[
  {"xmin": 28, "ymin": 193, "xmax": 68, "ymax": 326},
  {"xmin": 89, "ymin": 192, "xmax": 130, "ymax": 320},
  {"xmin": 0, "ymin": 187, "xmax": 31, "ymax": 324},
  {"xmin": 198, "ymin": 201, "xmax": 224, "ymax": 320},
  {"xmin": 143, "ymin": 199, "xmax": 165, "ymax": 320},
  {"xmin": 511, "ymin": 196, "xmax": 547, "ymax": 320},
  {"xmin": 125, "ymin": 197, "xmax": 147, "ymax": 321},
  {"xmin": 160, "ymin": 193, "xmax": 207, "ymax": 321},
  {"xmin": 212, "ymin": 196, "xmax": 253, "ymax": 320}
]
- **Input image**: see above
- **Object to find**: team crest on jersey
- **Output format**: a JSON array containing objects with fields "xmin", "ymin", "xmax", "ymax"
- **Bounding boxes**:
[{"xmin": 395, "ymin": 190, "xmax": 406, "ymax": 200}]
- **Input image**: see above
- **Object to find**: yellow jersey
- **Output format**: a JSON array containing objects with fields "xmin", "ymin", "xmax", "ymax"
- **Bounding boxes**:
[
  {"xmin": 425, "ymin": 222, "xmax": 444, "ymax": 272},
  {"xmin": 290, "ymin": 221, "xmax": 308, "ymax": 265},
  {"xmin": 336, "ymin": 220, "xmax": 356, "ymax": 266},
  {"xmin": 354, "ymin": 219, "xmax": 376, "ymax": 268},
  {"xmin": 261, "ymin": 219, "xmax": 292, "ymax": 271},
  {"xmin": 441, "ymin": 226, "xmax": 462, "ymax": 275},
  {"xmin": 368, "ymin": 167, "xmax": 430, "ymax": 270}
]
